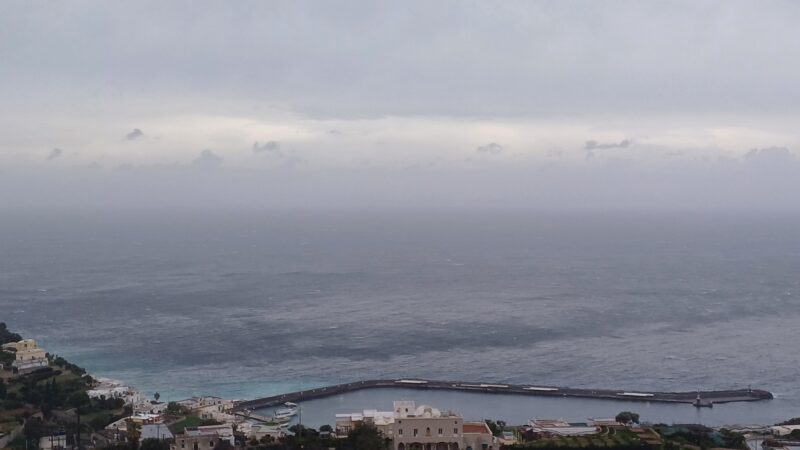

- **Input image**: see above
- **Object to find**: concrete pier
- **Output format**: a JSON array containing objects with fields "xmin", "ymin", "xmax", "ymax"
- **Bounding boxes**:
[{"xmin": 233, "ymin": 379, "xmax": 772, "ymax": 411}]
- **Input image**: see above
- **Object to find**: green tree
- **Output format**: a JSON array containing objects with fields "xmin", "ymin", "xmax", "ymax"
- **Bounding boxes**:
[
  {"xmin": 616, "ymin": 411, "xmax": 640, "ymax": 424},
  {"xmin": 141, "ymin": 438, "xmax": 171, "ymax": 450},
  {"xmin": 0, "ymin": 322, "xmax": 22, "ymax": 344},
  {"xmin": 319, "ymin": 424, "xmax": 333, "ymax": 433},
  {"xmin": 288, "ymin": 424, "xmax": 317, "ymax": 437},
  {"xmin": 346, "ymin": 423, "xmax": 388, "ymax": 450},
  {"xmin": 68, "ymin": 391, "xmax": 91, "ymax": 409},
  {"xmin": 166, "ymin": 401, "xmax": 186, "ymax": 414},
  {"xmin": 0, "ymin": 379, "xmax": 7, "ymax": 400},
  {"xmin": 212, "ymin": 441, "xmax": 234, "ymax": 450},
  {"xmin": 127, "ymin": 421, "xmax": 142, "ymax": 449},
  {"xmin": 153, "ymin": 392, "xmax": 161, "ymax": 402},
  {"xmin": 485, "ymin": 419, "xmax": 506, "ymax": 437}
]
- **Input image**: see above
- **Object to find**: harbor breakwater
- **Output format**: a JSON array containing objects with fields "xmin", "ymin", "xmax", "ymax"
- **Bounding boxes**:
[{"xmin": 234, "ymin": 379, "xmax": 773, "ymax": 411}]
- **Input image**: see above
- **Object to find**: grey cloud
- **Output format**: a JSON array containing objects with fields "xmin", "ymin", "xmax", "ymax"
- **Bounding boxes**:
[
  {"xmin": 253, "ymin": 141, "xmax": 282, "ymax": 156},
  {"xmin": 584, "ymin": 139, "xmax": 631, "ymax": 150},
  {"xmin": 743, "ymin": 146, "xmax": 796, "ymax": 166},
  {"xmin": 476, "ymin": 142, "xmax": 503, "ymax": 155},
  {"xmin": 327, "ymin": 129, "xmax": 343, "ymax": 136},
  {"xmin": 191, "ymin": 150, "xmax": 223, "ymax": 169},
  {"xmin": 46, "ymin": 148, "xmax": 62, "ymax": 161},
  {"xmin": 124, "ymin": 128, "xmax": 144, "ymax": 141},
  {"xmin": 8, "ymin": 2, "xmax": 800, "ymax": 119}
]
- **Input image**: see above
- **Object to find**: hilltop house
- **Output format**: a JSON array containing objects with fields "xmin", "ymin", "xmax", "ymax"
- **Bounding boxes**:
[{"xmin": 2, "ymin": 339, "xmax": 49, "ymax": 374}]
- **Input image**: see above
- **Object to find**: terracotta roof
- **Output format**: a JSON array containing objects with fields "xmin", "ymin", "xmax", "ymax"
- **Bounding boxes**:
[{"xmin": 463, "ymin": 423, "xmax": 491, "ymax": 434}]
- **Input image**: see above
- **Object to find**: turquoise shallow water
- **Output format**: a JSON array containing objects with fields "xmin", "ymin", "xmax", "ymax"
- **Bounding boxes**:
[{"xmin": 2, "ymin": 210, "xmax": 799, "ymax": 424}]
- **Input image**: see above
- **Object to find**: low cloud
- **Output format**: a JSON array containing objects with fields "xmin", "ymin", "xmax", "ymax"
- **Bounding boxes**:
[
  {"xmin": 743, "ymin": 146, "xmax": 796, "ymax": 166},
  {"xmin": 253, "ymin": 141, "xmax": 281, "ymax": 156},
  {"xmin": 584, "ymin": 139, "xmax": 631, "ymax": 150},
  {"xmin": 476, "ymin": 142, "xmax": 503, "ymax": 154},
  {"xmin": 46, "ymin": 148, "xmax": 62, "ymax": 161},
  {"xmin": 124, "ymin": 128, "xmax": 144, "ymax": 141},
  {"xmin": 191, "ymin": 150, "xmax": 223, "ymax": 169}
]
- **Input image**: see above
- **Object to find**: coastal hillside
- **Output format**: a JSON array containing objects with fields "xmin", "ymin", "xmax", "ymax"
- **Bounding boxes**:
[{"xmin": 1, "ymin": 323, "xmax": 128, "ymax": 450}]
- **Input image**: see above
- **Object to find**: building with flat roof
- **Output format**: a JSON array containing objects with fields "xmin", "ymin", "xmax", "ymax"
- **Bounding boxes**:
[
  {"xmin": 392, "ymin": 402, "xmax": 463, "ymax": 450},
  {"xmin": 527, "ymin": 419, "xmax": 598, "ymax": 437},
  {"xmin": 141, "ymin": 424, "xmax": 173, "ymax": 441},
  {"xmin": 170, "ymin": 425, "xmax": 234, "ymax": 450},
  {"xmin": 462, "ymin": 422, "xmax": 496, "ymax": 450},
  {"xmin": 336, "ymin": 409, "xmax": 396, "ymax": 438}
]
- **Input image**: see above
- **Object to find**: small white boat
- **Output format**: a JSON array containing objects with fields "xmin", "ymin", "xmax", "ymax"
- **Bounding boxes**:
[{"xmin": 273, "ymin": 407, "xmax": 297, "ymax": 420}]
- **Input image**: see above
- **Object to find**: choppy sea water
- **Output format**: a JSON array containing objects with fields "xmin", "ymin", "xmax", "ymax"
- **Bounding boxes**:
[{"xmin": 1, "ymin": 210, "xmax": 799, "ymax": 424}]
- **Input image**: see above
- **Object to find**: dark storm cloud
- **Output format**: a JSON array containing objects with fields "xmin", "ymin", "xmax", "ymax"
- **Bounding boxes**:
[
  {"xmin": 191, "ymin": 150, "xmax": 223, "ymax": 169},
  {"xmin": 476, "ymin": 143, "xmax": 503, "ymax": 155},
  {"xmin": 253, "ymin": 141, "xmax": 282, "ymax": 156},
  {"xmin": 584, "ymin": 139, "xmax": 631, "ymax": 150},
  {"xmin": 124, "ymin": 128, "xmax": 144, "ymax": 141},
  {"xmin": 46, "ymin": 148, "xmax": 62, "ymax": 161}
]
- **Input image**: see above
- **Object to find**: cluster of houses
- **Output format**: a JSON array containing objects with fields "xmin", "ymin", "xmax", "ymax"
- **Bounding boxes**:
[
  {"xmin": 89, "ymin": 395, "xmax": 271, "ymax": 450},
  {"xmin": 335, "ymin": 401, "xmax": 502, "ymax": 450},
  {"xmin": 88, "ymin": 378, "xmax": 150, "ymax": 409},
  {"xmin": 334, "ymin": 402, "xmax": 646, "ymax": 450}
]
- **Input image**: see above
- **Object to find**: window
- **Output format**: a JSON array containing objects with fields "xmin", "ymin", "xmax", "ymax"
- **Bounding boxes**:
[
  {"xmin": 413, "ymin": 429, "xmax": 418, "ymax": 437},
  {"xmin": 426, "ymin": 427, "xmax": 431, "ymax": 437},
  {"xmin": 438, "ymin": 428, "xmax": 443, "ymax": 437},
  {"xmin": 209, "ymin": 441, "xmax": 214, "ymax": 447},
  {"xmin": 454, "ymin": 428, "xmax": 459, "ymax": 435},
  {"xmin": 398, "ymin": 429, "xmax": 403, "ymax": 436}
]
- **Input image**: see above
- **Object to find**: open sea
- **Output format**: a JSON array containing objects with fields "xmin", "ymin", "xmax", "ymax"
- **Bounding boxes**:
[{"xmin": 1, "ymin": 210, "xmax": 799, "ymax": 425}]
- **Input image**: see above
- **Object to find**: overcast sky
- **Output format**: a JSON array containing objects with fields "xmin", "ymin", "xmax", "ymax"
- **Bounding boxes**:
[{"xmin": 2, "ymin": 1, "xmax": 800, "ymax": 210}]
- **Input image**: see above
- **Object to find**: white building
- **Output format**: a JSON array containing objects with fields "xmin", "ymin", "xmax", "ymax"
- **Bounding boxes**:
[
  {"xmin": 771, "ymin": 425, "xmax": 800, "ymax": 437},
  {"xmin": 249, "ymin": 424, "xmax": 286, "ymax": 441},
  {"xmin": 336, "ymin": 409, "xmax": 396, "ymax": 437},
  {"xmin": 177, "ymin": 396, "xmax": 235, "ymax": 421},
  {"xmin": 88, "ymin": 378, "xmax": 147, "ymax": 407},
  {"xmin": 105, "ymin": 414, "xmax": 165, "ymax": 433}
]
